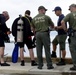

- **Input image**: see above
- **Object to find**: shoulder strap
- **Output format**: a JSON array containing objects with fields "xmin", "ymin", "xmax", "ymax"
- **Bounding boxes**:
[{"xmin": 24, "ymin": 16, "xmax": 31, "ymax": 25}]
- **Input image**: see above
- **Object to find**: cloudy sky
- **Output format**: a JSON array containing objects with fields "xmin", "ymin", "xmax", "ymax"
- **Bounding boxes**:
[{"xmin": 0, "ymin": 0, "xmax": 76, "ymax": 40}]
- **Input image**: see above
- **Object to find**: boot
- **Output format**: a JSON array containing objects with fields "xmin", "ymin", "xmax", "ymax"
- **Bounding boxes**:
[
  {"xmin": 51, "ymin": 51, "xmax": 57, "ymax": 58},
  {"xmin": 31, "ymin": 60, "xmax": 37, "ymax": 66},
  {"xmin": 21, "ymin": 60, "xmax": 25, "ymax": 66},
  {"xmin": 56, "ymin": 58, "xmax": 66, "ymax": 66},
  {"xmin": 70, "ymin": 65, "xmax": 76, "ymax": 71}
]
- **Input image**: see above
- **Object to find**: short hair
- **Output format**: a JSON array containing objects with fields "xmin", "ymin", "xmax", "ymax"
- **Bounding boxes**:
[
  {"xmin": 2, "ymin": 11, "xmax": 9, "ymax": 20},
  {"xmin": 25, "ymin": 10, "xmax": 30, "ymax": 15}
]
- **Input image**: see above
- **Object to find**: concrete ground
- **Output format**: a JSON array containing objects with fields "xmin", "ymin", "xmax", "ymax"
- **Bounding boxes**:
[{"xmin": 0, "ymin": 62, "xmax": 76, "ymax": 75}]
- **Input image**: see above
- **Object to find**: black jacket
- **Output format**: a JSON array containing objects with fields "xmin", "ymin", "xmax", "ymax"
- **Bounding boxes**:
[
  {"xmin": 12, "ymin": 17, "xmax": 32, "ymax": 43},
  {"xmin": 0, "ymin": 14, "xmax": 10, "ymax": 33},
  {"xmin": 0, "ymin": 14, "xmax": 10, "ymax": 42}
]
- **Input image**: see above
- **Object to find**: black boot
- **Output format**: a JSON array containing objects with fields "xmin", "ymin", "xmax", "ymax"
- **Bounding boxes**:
[
  {"xmin": 21, "ymin": 60, "xmax": 25, "ymax": 66},
  {"xmin": 51, "ymin": 51, "xmax": 57, "ymax": 58},
  {"xmin": 56, "ymin": 58, "xmax": 66, "ymax": 66},
  {"xmin": 31, "ymin": 60, "xmax": 37, "ymax": 66},
  {"xmin": 70, "ymin": 65, "xmax": 76, "ymax": 71}
]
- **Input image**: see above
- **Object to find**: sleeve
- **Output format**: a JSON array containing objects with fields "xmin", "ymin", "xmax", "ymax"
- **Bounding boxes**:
[
  {"xmin": 63, "ymin": 13, "xmax": 70, "ymax": 23},
  {"xmin": 31, "ymin": 19, "xmax": 35, "ymax": 28},
  {"xmin": 0, "ymin": 16, "xmax": 10, "ymax": 33},
  {"xmin": 62, "ymin": 15, "xmax": 67, "ymax": 28},
  {"xmin": 48, "ymin": 16, "xmax": 54, "ymax": 26},
  {"xmin": 11, "ymin": 19, "xmax": 17, "ymax": 37},
  {"xmin": 23, "ymin": 17, "xmax": 32, "ymax": 36},
  {"xmin": 2, "ymin": 23, "xmax": 10, "ymax": 33}
]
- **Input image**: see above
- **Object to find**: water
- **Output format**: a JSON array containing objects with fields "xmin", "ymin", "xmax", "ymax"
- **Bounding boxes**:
[
  {"xmin": 5, "ymin": 31, "xmax": 71, "ymax": 58},
  {"xmin": 4, "ymin": 42, "xmax": 71, "ymax": 58}
]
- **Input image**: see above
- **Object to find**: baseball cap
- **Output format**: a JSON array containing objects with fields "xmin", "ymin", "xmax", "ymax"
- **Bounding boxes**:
[
  {"xmin": 38, "ymin": 6, "xmax": 47, "ymax": 11},
  {"xmin": 53, "ymin": 6, "xmax": 62, "ymax": 11},
  {"xmin": 69, "ymin": 4, "xmax": 76, "ymax": 10}
]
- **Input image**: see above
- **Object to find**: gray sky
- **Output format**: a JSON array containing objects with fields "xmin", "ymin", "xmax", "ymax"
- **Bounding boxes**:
[
  {"xmin": 0, "ymin": 0, "xmax": 76, "ymax": 27},
  {"xmin": 0, "ymin": 0, "xmax": 76, "ymax": 40}
]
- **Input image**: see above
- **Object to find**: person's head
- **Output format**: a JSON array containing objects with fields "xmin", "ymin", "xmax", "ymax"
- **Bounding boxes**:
[
  {"xmin": 53, "ymin": 6, "xmax": 62, "ymax": 16},
  {"xmin": 38, "ymin": 6, "xmax": 47, "ymax": 14},
  {"xmin": 25, "ymin": 10, "xmax": 31, "ymax": 16},
  {"xmin": 2, "ymin": 11, "xmax": 9, "ymax": 21},
  {"xmin": 69, "ymin": 4, "xmax": 76, "ymax": 12}
]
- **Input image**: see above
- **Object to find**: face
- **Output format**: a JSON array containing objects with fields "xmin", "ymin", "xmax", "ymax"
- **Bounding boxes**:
[
  {"xmin": 39, "ymin": 9, "xmax": 46, "ymax": 14},
  {"xmin": 69, "ymin": 7, "xmax": 75, "ymax": 12},
  {"xmin": 42, "ymin": 9, "xmax": 46, "ymax": 14},
  {"xmin": 55, "ymin": 10, "xmax": 61, "ymax": 16}
]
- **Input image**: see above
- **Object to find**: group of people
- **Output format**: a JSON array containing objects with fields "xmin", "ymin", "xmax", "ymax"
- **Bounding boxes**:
[{"xmin": 0, "ymin": 3, "xmax": 76, "ymax": 71}]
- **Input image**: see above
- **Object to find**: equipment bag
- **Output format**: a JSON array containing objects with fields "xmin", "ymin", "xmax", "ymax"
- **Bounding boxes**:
[{"xmin": 12, "ymin": 43, "xmax": 19, "ymax": 63}]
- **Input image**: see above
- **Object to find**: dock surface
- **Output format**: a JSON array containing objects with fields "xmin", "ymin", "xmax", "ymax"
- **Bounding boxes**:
[{"xmin": 0, "ymin": 62, "xmax": 76, "ymax": 75}]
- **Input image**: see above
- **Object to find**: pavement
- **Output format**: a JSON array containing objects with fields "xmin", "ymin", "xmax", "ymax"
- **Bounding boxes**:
[{"xmin": 0, "ymin": 62, "xmax": 76, "ymax": 75}]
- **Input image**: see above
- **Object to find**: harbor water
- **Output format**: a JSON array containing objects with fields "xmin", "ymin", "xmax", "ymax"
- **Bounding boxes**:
[
  {"xmin": 5, "ymin": 42, "xmax": 71, "ymax": 58},
  {"xmin": 4, "ymin": 31, "xmax": 71, "ymax": 58}
]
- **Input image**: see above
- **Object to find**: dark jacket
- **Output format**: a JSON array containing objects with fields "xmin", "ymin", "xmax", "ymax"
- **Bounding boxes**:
[
  {"xmin": 0, "ymin": 14, "xmax": 10, "ymax": 42},
  {"xmin": 25, "ymin": 15, "xmax": 34, "ymax": 36},
  {"xmin": 12, "ymin": 16, "xmax": 32, "ymax": 43},
  {"xmin": 25, "ymin": 15, "xmax": 32, "ymax": 22},
  {"xmin": 0, "ymin": 14, "xmax": 10, "ymax": 33}
]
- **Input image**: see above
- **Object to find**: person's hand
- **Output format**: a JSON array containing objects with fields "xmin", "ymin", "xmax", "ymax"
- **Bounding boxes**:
[
  {"xmin": 54, "ymin": 26, "xmax": 58, "ymax": 30},
  {"xmin": 7, "ymin": 31, "xmax": 11, "ymax": 35}
]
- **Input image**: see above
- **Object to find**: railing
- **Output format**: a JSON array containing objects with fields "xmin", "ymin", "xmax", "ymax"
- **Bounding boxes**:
[{"xmin": 4, "ymin": 42, "xmax": 71, "ymax": 58}]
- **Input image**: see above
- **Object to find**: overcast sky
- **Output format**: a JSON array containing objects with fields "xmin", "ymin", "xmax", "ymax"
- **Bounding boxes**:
[{"xmin": 0, "ymin": 0, "xmax": 76, "ymax": 40}]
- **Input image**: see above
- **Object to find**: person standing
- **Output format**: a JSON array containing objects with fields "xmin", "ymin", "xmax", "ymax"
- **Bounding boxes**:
[
  {"xmin": 61, "ymin": 4, "xmax": 76, "ymax": 70},
  {"xmin": 51, "ymin": 6, "xmax": 67, "ymax": 66},
  {"xmin": 25, "ymin": 10, "xmax": 36, "ymax": 47},
  {"xmin": 0, "ymin": 11, "xmax": 11, "ymax": 66},
  {"xmin": 12, "ymin": 14, "xmax": 37, "ymax": 66},
  {"xmin": 24, "ymin": 10, "xmax": 37, "ymax": 66},
  {"xmin": 31, "ymin": 6, "xmax": 54, "ymax": 69}
]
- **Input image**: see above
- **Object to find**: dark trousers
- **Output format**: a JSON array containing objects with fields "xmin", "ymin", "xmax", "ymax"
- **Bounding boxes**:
[{"xmin": 36, "ymin": 32, "xmax": 52, "ymax": 67}]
